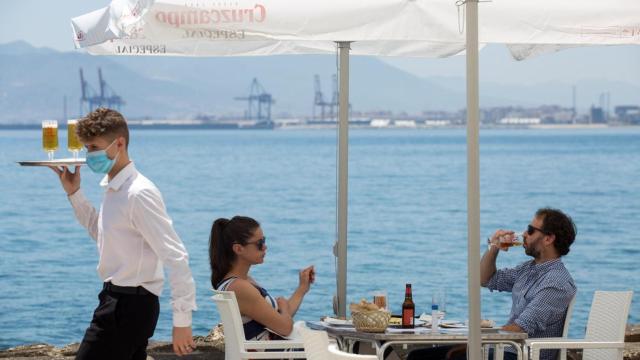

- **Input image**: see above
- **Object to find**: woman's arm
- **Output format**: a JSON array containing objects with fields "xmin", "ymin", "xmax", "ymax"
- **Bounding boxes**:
[
  {"xmin": 287, "ymin": 265, "xmax": 315, "ymax": 316},
  {"xmin": 228, "ymin": 279, "xmax": 294, "ymax": 337}
]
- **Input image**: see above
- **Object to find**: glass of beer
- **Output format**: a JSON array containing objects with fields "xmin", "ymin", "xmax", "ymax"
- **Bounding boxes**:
[
  {"xmin": 372, "ymin": 290, "xmax": 388, "ymax": 311},
  {"xmin": 42, "ymin": 120, "xmax": 58, "ymax": 160},
  {"xmin": 67, "ymin": 119, "xmax": 82, "ymax": 159},
  {"xmin": 499, "ymin": 233, "xmax": 523, "ymax": 250}
]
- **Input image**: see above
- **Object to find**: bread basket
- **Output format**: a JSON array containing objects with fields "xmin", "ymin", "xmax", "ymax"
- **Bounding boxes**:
[{"xmin": 351, "ymin": 310, "xmax": 391, "ymax": 332}]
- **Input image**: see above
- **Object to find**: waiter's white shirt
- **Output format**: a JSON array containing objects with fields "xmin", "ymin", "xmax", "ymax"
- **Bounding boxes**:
[{"xmin": 68, "ymin": 161, "xmax": 197, "ymax": 327}]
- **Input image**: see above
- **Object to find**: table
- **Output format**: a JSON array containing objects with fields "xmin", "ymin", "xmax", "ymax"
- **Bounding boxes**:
[{"xmin": 307, "ymin": 321, "xmax": 528, "ymax": 360}]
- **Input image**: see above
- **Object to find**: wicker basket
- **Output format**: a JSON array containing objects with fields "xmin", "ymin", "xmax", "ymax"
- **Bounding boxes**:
[{"xmin": 351, "ymin": 310, "xmax": 391, "ymax": 333}]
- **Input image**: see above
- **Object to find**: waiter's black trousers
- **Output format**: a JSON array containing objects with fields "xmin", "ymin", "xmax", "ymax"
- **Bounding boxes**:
[{"xmin": 75, "ymin": 285, "xmax": 159, "ymax": 360}]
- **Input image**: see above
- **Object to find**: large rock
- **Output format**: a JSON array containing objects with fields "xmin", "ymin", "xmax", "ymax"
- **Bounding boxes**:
[
  {"xmin": 0, "ymin": 343, "xmax": 224, "ymax": 360},
  {"xmin": 0, "ymin": 325, "xmax": 226, "ymax": 360}
]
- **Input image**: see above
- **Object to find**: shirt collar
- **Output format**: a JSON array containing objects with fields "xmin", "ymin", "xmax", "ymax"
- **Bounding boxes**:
[
  {"xmin": 100, "ymin": 161, "xmax": 137, "ymax": 191},
  {"xmin": 531, "ymin": 257, "xmax": 563, "ymax": 272}
]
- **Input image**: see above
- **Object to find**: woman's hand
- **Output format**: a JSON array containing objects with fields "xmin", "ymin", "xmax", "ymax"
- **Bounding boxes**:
[{"xmin": 298, "ymin": 265, "xmax": 315, "ymax": 294}]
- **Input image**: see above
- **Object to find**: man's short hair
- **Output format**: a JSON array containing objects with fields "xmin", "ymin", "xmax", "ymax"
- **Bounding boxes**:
[
  {"xmin": 77, "ymin": 108, "xmax": 129, "ymax": 148},
  {"xmin": 536, "ymin": 208, "xmax": 576, "ymax": 256}
]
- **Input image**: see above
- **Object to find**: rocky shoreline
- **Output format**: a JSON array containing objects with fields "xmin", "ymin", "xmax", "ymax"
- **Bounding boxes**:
[
  {"xmin": 2, "ymin": 324, "xmax": 638, "ymax": 359},
  {"xmin": 0, "ymin": 326, "xmax": 226, "ymax": 360}
]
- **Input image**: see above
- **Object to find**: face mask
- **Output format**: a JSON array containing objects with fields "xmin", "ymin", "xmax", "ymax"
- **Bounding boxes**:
[{"xmin": 86, "ymin": 140, "xmax": 119, "ymax": 174}]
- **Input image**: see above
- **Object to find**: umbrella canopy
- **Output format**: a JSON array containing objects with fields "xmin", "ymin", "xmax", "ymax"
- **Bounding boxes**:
[
  {"xmin": 71, "ymin": 1, "xmax": 639, "ymax": 358},
  {"xmin": 72, "ymin": 0, "xmax": 639, "ymax": 58}
]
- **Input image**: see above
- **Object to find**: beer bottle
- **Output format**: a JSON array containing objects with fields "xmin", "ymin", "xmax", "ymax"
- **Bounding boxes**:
[{"xmin": 402, "ymin": 283, "xmax": 415, "ymax": 328}]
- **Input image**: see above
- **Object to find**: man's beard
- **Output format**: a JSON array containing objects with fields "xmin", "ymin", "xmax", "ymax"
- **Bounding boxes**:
[{"xmin": 525, "ymin": 241, "xmax": 541, "ymax": 259}]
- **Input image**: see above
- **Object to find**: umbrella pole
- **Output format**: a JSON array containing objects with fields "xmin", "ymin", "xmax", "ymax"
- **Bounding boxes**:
[
  {"xmin": 335, "ymin": 41, "xmax": 351, "ymax": 318},
  {"xmin": 465, "ymin": 0, "xmax": 482, "ymax": 359}
]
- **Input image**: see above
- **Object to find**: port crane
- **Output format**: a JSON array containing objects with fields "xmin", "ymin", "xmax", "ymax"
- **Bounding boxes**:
[
  {"xmin": 79, "ymin": 67, "xmax": 125, "ymax": 114},
  {"xmin": 234, "ymin": 78, "xmax": 275, "ymax": 124}
]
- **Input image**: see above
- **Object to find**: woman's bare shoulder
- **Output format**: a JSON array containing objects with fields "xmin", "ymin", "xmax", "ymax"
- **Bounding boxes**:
[{"xmin": 226, "ymin": 278, "xmax": 259, "ymax": 296}]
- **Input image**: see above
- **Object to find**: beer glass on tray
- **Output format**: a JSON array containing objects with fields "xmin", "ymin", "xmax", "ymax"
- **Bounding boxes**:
[
  {"xmin": 42, "ymin": 120, "xmax": 58, "ymax": 160},
  {"xmin": 67, "ymin": 119, "xmax": 82, "ymax": 160}
]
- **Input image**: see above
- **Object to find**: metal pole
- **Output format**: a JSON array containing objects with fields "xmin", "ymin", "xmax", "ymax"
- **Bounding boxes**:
[
  {"xmin": 465, "ymin": 1, "xmax": 482, "ymax": 360},
  {"xmin": 335, "ymin": 41, "xmax": 351, "ymax": 318}
]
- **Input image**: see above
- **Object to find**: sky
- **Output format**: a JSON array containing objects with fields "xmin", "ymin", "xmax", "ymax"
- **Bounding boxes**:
[{"xmin": 1, "ymin": 0, "xmax": 639, "ymax": 86}]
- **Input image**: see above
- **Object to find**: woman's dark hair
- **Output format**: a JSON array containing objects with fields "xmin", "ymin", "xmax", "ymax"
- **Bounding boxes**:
[
  {"xmin": 536, "ymin": 208, "xmax": 577, "ymax": 256},
  {"xmin": 209, "ymin": 216, "xmax": 260, "ymax": 289}
]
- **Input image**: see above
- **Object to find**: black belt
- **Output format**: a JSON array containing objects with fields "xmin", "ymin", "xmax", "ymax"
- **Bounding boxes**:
[{"xmin": 103, "ymin": 282, "xmax": 152, "ymax": 296}]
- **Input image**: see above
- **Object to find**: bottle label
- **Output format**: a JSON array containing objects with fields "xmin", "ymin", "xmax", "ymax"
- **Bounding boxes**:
[{"xmin": 402, "ymin": 308, "xmax": 414, "ymax": 327}]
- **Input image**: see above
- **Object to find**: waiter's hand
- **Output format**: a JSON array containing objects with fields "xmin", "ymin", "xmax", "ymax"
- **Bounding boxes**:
[
  {"xmin": 49, "ymin": 165, "xmax": 81, "ymax": 195},
  {"xmin": 172, "ymin": 326, "xmax": 196, "ymax": 356}
]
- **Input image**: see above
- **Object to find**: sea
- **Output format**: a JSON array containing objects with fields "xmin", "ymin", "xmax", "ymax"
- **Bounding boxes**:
[{"xmin": 0, "ymin": 127, "xmax": 638, "ymax": 349}]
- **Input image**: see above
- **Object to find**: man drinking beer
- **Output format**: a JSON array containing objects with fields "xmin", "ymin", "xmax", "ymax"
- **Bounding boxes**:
[{"xmin": 408, "ymin": 208, "xmax": 577, "ymax": 360}]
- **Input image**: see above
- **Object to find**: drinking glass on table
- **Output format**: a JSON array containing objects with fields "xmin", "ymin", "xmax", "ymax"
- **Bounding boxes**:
[
  {"xmin": 67, "ymin": 119, "xmax": 82, "ymax": 159},
  {"xmin": 372, "ymin": 290, "xmax": 388, "ymax": 311},
  {"xmin": 432, "ymin": 289, "xmax": 446, "ymax": 320},
  {"xmin": 42, "ymin": 120, "xmax": 58, "ymax": 160}
]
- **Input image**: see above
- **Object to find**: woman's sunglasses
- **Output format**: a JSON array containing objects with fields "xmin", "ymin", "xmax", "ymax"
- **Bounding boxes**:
[{"xmin": 245, "ymin": 237, "xmax": 266, "ymax": 251}]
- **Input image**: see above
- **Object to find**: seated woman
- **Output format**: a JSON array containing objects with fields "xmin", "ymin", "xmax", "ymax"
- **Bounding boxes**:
[{"xmin": 210, "ymin": 215, "xmax": 315, "ymax": 340}]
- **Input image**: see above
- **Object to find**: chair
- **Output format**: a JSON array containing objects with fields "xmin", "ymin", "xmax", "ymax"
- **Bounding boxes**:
[
  {"xmin": 212, "ymin": 290, "xmax": 306, "ymax": 359},
  {"xmin": 297, "ymin": 322, "xmax": 377, "ymax": 360},
  {"xmin": 525, "ymin": 291, "xmax": 633, "ymax": 360},
  {"xmin": 557, "ymin": 295, "xmax": 576, "ymax": 360},
  {"xmin": 486, "ymin": 294, "xmax": 575, "ymax": 360}
]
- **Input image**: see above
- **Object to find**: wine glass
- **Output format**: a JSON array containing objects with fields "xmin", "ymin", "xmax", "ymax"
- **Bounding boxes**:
[
  {"xmin": 432, "ymin": 289, "xmax": 446, "ymax": 320},
  {"xmin": 67, "ymin": 119, "xmax": 82, "ymax": 160},
  {"xmin": 42, "ymin": 120, "xmax": 58, "ymax": 160}
]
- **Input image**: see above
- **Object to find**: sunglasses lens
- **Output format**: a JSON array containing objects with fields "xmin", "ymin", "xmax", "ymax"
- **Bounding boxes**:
[
  {"xmin": 527, "ymin": 225, "xmax": 534, "ymax": 235},
  {"xmin": 258, "ymin": 238, "xmax": 266, "ymax": 250}
]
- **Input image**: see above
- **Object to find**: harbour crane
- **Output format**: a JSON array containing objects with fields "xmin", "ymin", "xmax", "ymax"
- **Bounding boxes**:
[
  {"xmin": 79, "ymin": 67, "xmax": 125, "ymax": 115},
  {"xmin": 234, "ymin": 78, "xmax": 275, "ymax": 124}
]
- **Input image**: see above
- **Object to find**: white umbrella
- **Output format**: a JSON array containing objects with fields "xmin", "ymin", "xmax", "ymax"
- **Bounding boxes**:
[{"xmin": 71, "ymin": 1, "xmax": 640, "ymax": 358}]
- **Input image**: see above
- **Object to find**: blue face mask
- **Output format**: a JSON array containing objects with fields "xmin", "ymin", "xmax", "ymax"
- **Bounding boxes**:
[{"xmin": 86, "ymin": 140, "xmax": 119, "ymax": 174}]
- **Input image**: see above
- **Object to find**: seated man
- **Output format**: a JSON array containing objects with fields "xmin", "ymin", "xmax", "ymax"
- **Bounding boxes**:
[{"xmin": 408, "ymin": 207, "xmax": 577, "ymax": 360}]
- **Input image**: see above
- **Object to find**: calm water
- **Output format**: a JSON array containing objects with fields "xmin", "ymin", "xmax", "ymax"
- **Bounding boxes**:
[{"xmin": 0, "ymin": 127, "xmax": 638, "ymax": 349}]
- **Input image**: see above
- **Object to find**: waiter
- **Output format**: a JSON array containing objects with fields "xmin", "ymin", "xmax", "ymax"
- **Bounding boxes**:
[{"xmin": 50, "ymin": 108, "xmax": 197, "ymax": 359}]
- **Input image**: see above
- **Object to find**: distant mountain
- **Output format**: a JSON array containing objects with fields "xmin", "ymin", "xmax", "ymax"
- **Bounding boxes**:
[
  {"xmin": 0, "ymin": 41, "xmax": 472, "ymax": 123},
  {"xmin": 0, "ymin": 41, "xmax": 638, "ymax": 123},
  {"xmin": 0, "ymin": 41, "xmax": 58, "ymax": 56},
  {"xmin": 382, "ymin": 44, "xmax": 640, "ymax": 87},
  {"xmin": 0, "ymin": 41, "xmax": 210, "ymax": 123},
  {"xmin": 427, "ymin": 76, "xmax": 640, "ymax": 110},
  {"xmin": 105, "ymin": 53, "xmax": 489, "ymax": 116}
]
